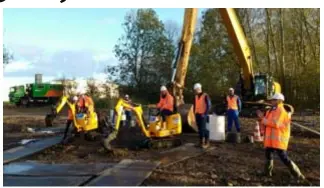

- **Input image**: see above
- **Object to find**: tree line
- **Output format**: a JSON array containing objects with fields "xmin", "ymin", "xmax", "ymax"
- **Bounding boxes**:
[{"xmin": 108, "ymin": 8, "xmax": 320, "ymax": 110}]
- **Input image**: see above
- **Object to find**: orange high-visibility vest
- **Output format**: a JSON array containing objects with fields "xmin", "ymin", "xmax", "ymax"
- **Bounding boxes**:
[
  {"xmin": 195, "ymin": 93, "xmax": 207, "ymax": 114},
  {"xmin": 67, "ymin": 109, "xmax": 73, "ymax": 120},
  {"xmin": 78, "ymin": 96, "xmax": 94, "ymax": 112},
  {"xmin": 78, "ymin": 96, "xmax": 94, "ymax": 108},
  {"xmin": 157, "ymin": 92, "xmax": 174, "ymax": 111},
  {"xmin": 261, "ymin": 103, "xmax": 291, "ymax": 150},
  {"xmin": 227, "ymin": 95, "xmax": 238, "ymax": 110}
]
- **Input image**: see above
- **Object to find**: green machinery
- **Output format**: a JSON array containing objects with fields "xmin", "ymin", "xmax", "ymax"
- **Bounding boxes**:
[{"xmin": 8, "ymin": 74, "xmax": 64, "ymax": 107}]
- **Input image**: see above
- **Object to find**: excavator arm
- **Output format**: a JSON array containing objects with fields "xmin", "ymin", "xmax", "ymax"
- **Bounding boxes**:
[
  {"xmin": 219, "ymin": 8, "xmax": 254, "ymax": 90},
  {"xmin": 172, "ymin": 8, "xmax": 254, "ymax": 104},
  {"xmin": 112, "ymin": 98, "xmax": 150, "ymax": 137},
  {"xmin": 171, "ymin": 8, "xmax": 198, "ymax": 105},
  {"xmin": 103, "ymin": 98, "xmax": 183, "ymax": 151},
  {"xmin": 45, "ymin": 95, "xmax": 72, "ymax": 127},
  {"xmin": 103, "ymin": 98, "xmax": 151, "ymax": 151}
]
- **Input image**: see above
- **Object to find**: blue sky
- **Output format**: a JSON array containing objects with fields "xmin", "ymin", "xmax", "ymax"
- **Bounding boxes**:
[
  {"xmin": 3, "ymin": 8, "xmax": 205, "ymax": 78},
  {"xmin": 2, "ymin": 8, "xmax": 205, "ymax": 100}
]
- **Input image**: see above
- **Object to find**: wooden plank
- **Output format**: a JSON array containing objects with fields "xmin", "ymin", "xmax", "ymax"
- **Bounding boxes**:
[
  {"xmin": 4, "ymin": 175, "xmax": 91, "ymax": 186},
  {"xmin": 3, "ymin": 136, "xmax": 63, "ymax": 164},
  {"xmin": 158, "ymin": 143, "xmax": 215, "ymax": 167},
  {"xmin": 86, "ymin": 159, "xmax": 160, "ymax": 186},
  {"xmin": 4, "ymin": 161, "xmax": 115, "ymax": 176}
]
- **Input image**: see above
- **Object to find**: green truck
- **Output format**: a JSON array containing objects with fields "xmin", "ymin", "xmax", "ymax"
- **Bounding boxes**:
[{"xmin": 9, "ymin": 74, "xmax": 64, "ymax": 106}]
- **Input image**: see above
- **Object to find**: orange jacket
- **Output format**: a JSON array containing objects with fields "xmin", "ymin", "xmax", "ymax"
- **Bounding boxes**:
[
  {"xmin": 67, "ymin": 109, "xmax": 73, "ymax": 120},
  {"xmin": 261, "ymin": 103, "xmax": 291, "ymax": 150},
  {"xmin": 157, "ymin": 92, "xmax": 174, "ymax": 112},
  {"xmin": 78, "ymin": 95, "xmax": 94, "ymax": 111},
  {"xmin": 227, "ymin": 95, "xmax": 238, "ymax": 110},
  {"xmin": 195, "ymin": 93, "xmax": 207, "ymax": 114}
]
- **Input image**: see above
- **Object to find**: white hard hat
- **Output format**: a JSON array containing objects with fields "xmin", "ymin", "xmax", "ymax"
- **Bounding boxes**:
[
  {"xmin": 72, "ymin": 96, "xmax": 78, "ymax": 101},
  {"xmin": 229, "ymin": 87, "xmax": 234, "ymax": 91},
  {"xmin": 193, "ymin": 83, "xmax": 202, "ymax": 90},
  {"xmin": 125, "ymin": 94, "xmax": 129, "ymax": 98},
  {"xmin": 160, "ymin": 86, "xmax": 167, "ymax": 91},
  {"xmin": 270, "ymin": 93, "xmax": 285, "ymax": 101}
]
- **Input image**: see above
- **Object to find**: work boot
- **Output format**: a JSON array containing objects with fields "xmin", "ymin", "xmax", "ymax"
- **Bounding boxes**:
[
  {"xmin": 264, "ymin": 160, "xmax": 274, "ymax": 177},
  {"xmin": 196, "ymin": 138, "xmax": 204, "ymax": 148},
  {"xmin": 288, "ymin": 161, "xmax": 306, "ymax": 182},
  {"xmin": 202, "ymin": 139, "xmax": 210, "ymax": 149}
]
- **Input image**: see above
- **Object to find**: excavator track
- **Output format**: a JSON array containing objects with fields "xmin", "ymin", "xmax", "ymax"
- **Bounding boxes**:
[{"xmin": 140, "ymin": 137, "xmax": 182, "ymax": 149}]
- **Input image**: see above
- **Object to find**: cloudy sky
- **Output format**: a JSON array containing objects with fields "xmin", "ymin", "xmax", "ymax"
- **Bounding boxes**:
[{"xmin": 3, "ymin": 8, "xmax": 204, "ymax": 100}]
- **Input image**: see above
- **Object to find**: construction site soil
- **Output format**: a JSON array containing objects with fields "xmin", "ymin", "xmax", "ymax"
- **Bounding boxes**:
[{"xmin": 3, "ymin": 105, "xmax": 320, "ymax": 186}]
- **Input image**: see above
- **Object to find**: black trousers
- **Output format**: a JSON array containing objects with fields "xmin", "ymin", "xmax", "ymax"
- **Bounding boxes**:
[
  {"xmin": 63, "ymin": 119, "xmax": 73, "ymax": 140},
  {"xmin": 196, "ymin": 114, "xmax": 209, "ymax": 140},
  {"xmin": 161, "ymin": 109, "xmax": 173, "ymax": 121},
  {"xmin": 265, "ymin": 147, "xmax": 291, "ymax": 166}
]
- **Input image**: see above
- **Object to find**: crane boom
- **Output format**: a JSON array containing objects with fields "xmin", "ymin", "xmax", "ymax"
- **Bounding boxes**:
[
  {"xmin": 172, "ymin": 8, "xmax": 255, "ymax": 106},
  {"xmin": 171, "ymin": 8, "xmax": 198, "ymax": 105},
  {"xmin": 219, "ymin": 8, "xmax": 253, "ymax": 90}
]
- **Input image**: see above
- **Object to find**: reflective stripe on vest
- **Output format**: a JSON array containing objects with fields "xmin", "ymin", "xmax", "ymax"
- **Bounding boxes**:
[
  {"xmin": 227, "ymin": 95, "xmax": 238, "ymax": 110},
  {"xmin": 262, "ymin": 104, "xmax": 290, "ymax": 150},
  {"xmin": 195, "ymin": 93, "xmax": 207, "ymax": 114}
]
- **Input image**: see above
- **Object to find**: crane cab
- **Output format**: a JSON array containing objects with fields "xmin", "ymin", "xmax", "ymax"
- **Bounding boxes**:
[{"xmin": 253, "ymin": 74, "xmax": 281, "ymax": 101}]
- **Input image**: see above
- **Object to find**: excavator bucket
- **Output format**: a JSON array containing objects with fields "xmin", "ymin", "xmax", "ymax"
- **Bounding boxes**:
[{"xmin": 177, "ymin": 104, "xmax": 198, "ymax": 132}]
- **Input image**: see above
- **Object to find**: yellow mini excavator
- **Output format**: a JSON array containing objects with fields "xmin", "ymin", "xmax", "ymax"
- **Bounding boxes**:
[
  {"xmin": 102, "ymin": 98, "xmax": 182, "ymax": 151},
  {"xmin": 45, "ymin": 95, "xmax": 99, "ymax": 137}
]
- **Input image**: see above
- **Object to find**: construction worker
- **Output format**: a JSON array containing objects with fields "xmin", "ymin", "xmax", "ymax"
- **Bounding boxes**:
[
  {"xmin": 156, "ymin": 85, "xmax": 174, "ymax": 129},
  {"xmin": 226, "ymin": 88, "xmax": 241, "ymax": 132},
  {"xmin": 256, "ymin": 93, "xmax": 306, "ymax": 182},
  {"xmin": 193, "ymin": 83, "xmax": 211, "ymax": 149},
  {"xmin": 62, "ymin": 95, "xmax": 78, "ymax": 143},
  {"xmin": 124, "ymin": 94, "xmax": 132, "ymax": 127},
  {"xmin": 77, "ymin": 89, "xmax": 94, "ymax": 113}
]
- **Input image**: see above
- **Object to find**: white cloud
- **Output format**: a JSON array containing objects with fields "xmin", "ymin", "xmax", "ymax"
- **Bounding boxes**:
[
  {"xmin": 4, "ymin": 60, "xmax": 34, "ymax": 73},
  {"xmin": 93, "ymin": 53, "xmax": 112, "ymax": 62}
]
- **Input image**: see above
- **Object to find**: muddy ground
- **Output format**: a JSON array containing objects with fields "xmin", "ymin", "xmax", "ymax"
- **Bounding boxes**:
[{"xmin": 3, "ymin": 105, "xmax": 320, "ymax": 186}]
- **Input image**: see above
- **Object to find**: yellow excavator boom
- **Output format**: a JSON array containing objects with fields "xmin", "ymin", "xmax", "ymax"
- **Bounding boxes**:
[
  {"xmin": 103, "ymin": 98, "xmax": 182, "ymax": 151},
  {"xmin": 172, "ymin": 8, "xmax": 198, "ymax": 105},
  {"xmin": 45, "ymin": 95, "xmax": 98, "ymax": 132},
  {"xmin": 219, "ymin": 8, "xmax": 254, "ymax": 90}
]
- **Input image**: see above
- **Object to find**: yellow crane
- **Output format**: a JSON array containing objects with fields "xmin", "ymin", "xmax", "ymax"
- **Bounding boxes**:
[{"xmin": 171, "ymin": 8, "xmax": 294, "ymax": 131}]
